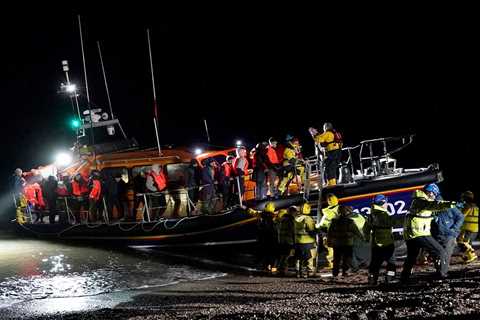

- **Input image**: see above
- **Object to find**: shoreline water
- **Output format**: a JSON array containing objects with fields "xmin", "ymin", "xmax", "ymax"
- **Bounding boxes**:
[{"xmin": 2, "ymin": 259, "xmax": 480, "ymax": 320}]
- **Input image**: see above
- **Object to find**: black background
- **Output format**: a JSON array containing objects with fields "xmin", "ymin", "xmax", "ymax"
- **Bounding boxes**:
[{"xmin": 1, "ymin": 7, "xmax": 478, "ymax": 202}]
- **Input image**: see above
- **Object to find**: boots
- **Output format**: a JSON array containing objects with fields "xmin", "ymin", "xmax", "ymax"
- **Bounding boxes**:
[
  {"xmin": 464, "ymin": 249, "xmax": 478, "ymax": 264},
  {"xmin": 368, "ymin": 274, "xmax": 378, "ymax": 286},
  {"xmin": 385, "ymin": 271, "xmax": 396, "ymax": 284}
]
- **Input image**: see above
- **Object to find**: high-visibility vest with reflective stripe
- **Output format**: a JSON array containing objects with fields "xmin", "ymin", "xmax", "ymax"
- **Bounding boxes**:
[
  {"xmin": 366, "ymin": 205, "xmax": 394, "ymax": 246},
  {"xmin": 294, "ymin": 215, "xmax": 316, "ymax": 244},
  {"xmin": 404, "ymin": 190, "xmax": 454, "ymax": 239},
  {"xmin": 462, "ymin": 205, "xmax": 479, "ymax": 233},
  {"xmin": 320, "ymin": 205, "xmax": 339, "ymax": 230}
]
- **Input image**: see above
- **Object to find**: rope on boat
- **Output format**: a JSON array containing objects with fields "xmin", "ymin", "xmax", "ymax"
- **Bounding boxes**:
[{"xmin": 18, "ymin": 205, "xmax": 244, "ymax": 237}]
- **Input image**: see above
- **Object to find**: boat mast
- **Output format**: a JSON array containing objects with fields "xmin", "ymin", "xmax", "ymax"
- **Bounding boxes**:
[
  {"xmin": 78, "ymin": 14, "xmax": 95, "ymax": 149},
  {"xmin": 147, "ymin": 28, "xmax": 162, "ymax": 156},
  {"xmin": 97, "ymin": 41, "xmax": 127, "ymax": 139},
  {"xmin": 204, "ymin": 119, "xmax": 211, "ymax": 143},
  {"xmin": 62, "ymin": 60, "xmax": 82, "ymax": 121}
]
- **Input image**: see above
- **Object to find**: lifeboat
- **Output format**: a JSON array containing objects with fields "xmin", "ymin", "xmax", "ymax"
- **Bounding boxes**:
[{"xmin": 14, "ymin": 134, "xmax": 441, "ymax": 247}]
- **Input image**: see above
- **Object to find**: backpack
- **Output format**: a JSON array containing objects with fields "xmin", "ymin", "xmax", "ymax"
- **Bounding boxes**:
[{"xmin": 332, "ymin": 129, "xmax": 343, "ymax": 145}]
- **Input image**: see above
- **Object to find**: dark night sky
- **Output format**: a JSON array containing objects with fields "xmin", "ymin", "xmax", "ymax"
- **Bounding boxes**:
[{"xmin": 0, "ymin": 8, "xmax": 478, "ymax": 198}]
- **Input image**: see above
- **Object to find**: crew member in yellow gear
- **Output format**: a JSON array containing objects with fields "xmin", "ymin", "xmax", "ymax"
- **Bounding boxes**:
[
  {"xmin": 364, "ymin": 194, "xmax": 396, "ymax": 285},
  {"xmin": 457, "ymin": 191, "xmax": 479, "ymax": 264},
  {"xmin": 248, "ymin": 202, "xmax": 279, "ymax": 273},
  {"xmin": 275, "ymin": 207, "xmax": 296, "ymax": 276},
  {"xmin": 318, "ymin": 193, "xmax": 340, "ymax": 269},
  {"xmin": 278, "ymin": 137, "xmax": 305, "ymax": 195},
  {"xmin": 400, "ymin": 184, "xmax": 455, "ymax": 283},
  {"xmin": 309, "ymin": 123, "xmax": 342, "ymax": 186},
  {"xmin": 293, "ymin": 203, "xmax": 318, "ymax": 278},
  {"xmin": 15, "ymin": 194, "xmax": 28, "ymax": 224}
]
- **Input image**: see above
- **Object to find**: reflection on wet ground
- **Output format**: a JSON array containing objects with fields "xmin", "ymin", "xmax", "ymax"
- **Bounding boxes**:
[{"xmin": 0, "ymin": 235, "xmax": 224, "ymax": 309}]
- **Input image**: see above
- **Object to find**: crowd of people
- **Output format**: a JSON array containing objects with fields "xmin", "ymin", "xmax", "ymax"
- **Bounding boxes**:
[
  {"xmin": 11, "ymin": 122, "xmax": 344, "ymax": 222},
  {"xmin": 189, "ymin": 122, "xmax": 344, "ymax": 212},
  {"xmin": 11, "ymin": 163, "xmax": 169, "ymax": 224},
  {"xmin": 252, "ymin": 184, "xmax": 479, "ymax": 284}
]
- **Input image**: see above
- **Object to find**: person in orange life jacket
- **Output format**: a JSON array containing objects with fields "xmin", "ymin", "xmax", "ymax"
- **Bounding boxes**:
[
  {"xmin": 219, "ymin": 156, "xmax": 235, "ymax": 209},
  {"xmin": 266, "ymin": 137, "xmax": 281, "ymax": 198},
  {"xmin": 42, "ymin": 175, "xmax": 58, "ymax": 224},
  {"xmin": 71, "ymin": 173, "xmax": 89, "ymax": 223},
  {"xmin": 88, "ymin": 170, "xmax": 102, "ymax": 222},
  {"xmin": 309, "ymin": 122, "xmax": 343, "ymax": 186},
  {"xmin": 146, "ymin": 164, "xmax": 168, "ymax": 219},
  {"xmin": 253, "ymin": 142, "xmax": 269, "ymax": 200},
  {"xmin": 233, "ymin": 146, "xmax": 251, "ymax": 201},
  {"xmin": 34, "ymin": 181, "xmax": 46, "ymax": 222},
  {"xmin": 24, "ymin": 182, "xmax": 45, "ymax": 223}
]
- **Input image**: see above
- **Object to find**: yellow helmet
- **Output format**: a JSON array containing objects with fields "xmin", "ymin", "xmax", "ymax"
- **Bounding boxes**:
[
  {"xmin": 326, "ymin": 194, "xmax": 338, "ymax": 206},
  {"xmin": 264, "ymin": 202, "xmax": 276, "ymax": 213},
  {"xmin": 301, "ymin": 203, "xmax": 311, "ymax": 215}
]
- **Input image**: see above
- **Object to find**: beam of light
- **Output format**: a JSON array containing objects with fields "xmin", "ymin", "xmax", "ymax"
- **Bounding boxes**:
[
  {"xmin": 194, "ymin": 148, "xmax": 203, "ymax": 155},
  {"xmin": 54, "ymin": 152, "xmax": 72, "ymax": 167}
]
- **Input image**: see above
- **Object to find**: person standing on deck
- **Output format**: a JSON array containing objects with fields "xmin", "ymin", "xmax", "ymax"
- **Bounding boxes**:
[
  {"xmin": 233, "ymin": 146, "xmax": 250, "ymax": 203},
  {"xmin": 71, "ymin": 173, "xmax": 89, "ymax": 223},
  {"xmin": 146, "ymin": 164, "xmax": 167, "ymax": 219},
  {"xmin": 219, "ymin": 156, "xmax": 234, "ymax": 209},
  {"xmin": 253, "ymin": 142, "xmax": 269, "ymax": 200},
  {"xmin": 43, "ymin": 176, "xmax": 58, "ymax": 224},
  {"xmin": 133, "ymin": 169, "xmax": 147, "ymax": 220},
  {"xmin": 200, "ymin": 158, "xmax": 217, "ymax": 214},
  {"xmin": 278, "ymin": 137, "xmax": 305, "ymax": 196},
  {"xmin": 309, "ymin": 122, "xmax": 343, "ymax": 186},
  {"xmin": 88, "ymin": 170, "xmax": 102, "ymax": 222},
  {"xmin": 266, "ymin": 137, "xmax": 280, "ymax": 198}
]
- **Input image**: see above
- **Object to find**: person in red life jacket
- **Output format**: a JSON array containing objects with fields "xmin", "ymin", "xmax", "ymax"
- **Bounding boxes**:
[
  {"xmin": 219, "ymin": 156, "xmax": 234, "ymax": 209},
  {"xmin": 146, "ymin": 164, "xmax": 168, "ymax": 219},
  {"xmin": 24, "ymin": 181, "xmax": 46, "ymax": 223},
  {"xmin": 266, "ymin": 137, "xmax": 281, "ymax": 198},
  {"xmin": 88, "ymin": 170, "xmax": 102, "ymax": 222},
  {"xmin": 71, "ymin": 173, "xmax": 89, "ymax": 223},
  {"xmin": 253, "ymin": 142, "xmax": 269, "ymax": 200},
  {"xmin": 233, "ymin": 146, "xmax": 250, "ymax": 202}
]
